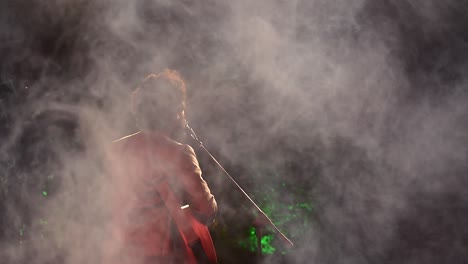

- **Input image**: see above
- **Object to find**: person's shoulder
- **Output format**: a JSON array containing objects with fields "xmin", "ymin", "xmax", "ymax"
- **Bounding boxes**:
[
  {"xmin": 177, "ymin": 144, "xmax": 200, "ymax": 167},
  {"xmin": 178, "ymin": 143, "xmax": 195, "ymax": 155}
]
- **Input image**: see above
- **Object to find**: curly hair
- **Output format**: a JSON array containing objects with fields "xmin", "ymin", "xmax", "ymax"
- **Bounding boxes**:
[{"xmin": 131, "ymin": 69, "xmax": 187, "ymax": 135}]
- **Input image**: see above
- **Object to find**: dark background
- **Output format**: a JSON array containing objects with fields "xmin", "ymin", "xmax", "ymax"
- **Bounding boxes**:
[{"xmin": 1, "ymin": 1, "xmax": 468, "ymax": 263}]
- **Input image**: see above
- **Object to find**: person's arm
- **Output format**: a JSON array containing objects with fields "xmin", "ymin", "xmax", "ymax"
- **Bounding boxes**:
[{"xmin": 177, "ymin": 144, "xmax": 217, "ymax": 224}]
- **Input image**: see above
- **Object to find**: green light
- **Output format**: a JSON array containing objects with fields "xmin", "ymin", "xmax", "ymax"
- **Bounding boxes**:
[
  {"xmin": 260, "ymin": 233, "xmax": 276, "ymax": 254},
  {"xmin": 19, "ymin": 224, "xmax": 25, "ymax": 238},
  {"xmin": 239, "ymin": 227, "xmax": 276, "ymax": 254},
  {"xmin": 42, "ymin": 191, "xmax": 48, "ymax": 196},
  {"xmin": 298, "ymin": 202, "xmax": 313, "ymax": 212}
]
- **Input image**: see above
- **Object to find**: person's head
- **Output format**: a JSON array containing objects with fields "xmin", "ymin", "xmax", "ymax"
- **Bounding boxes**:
[{"xmin": 131, "ymin": 69, "xmax": 187, "ymax": 134}]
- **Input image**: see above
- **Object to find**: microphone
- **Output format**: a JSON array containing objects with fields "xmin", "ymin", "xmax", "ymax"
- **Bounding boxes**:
[{"xmin": 185, "ymin": 121, "xmax": 202, "ymax": 145}]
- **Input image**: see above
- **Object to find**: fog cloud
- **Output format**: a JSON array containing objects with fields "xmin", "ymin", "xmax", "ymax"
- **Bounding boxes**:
[{"xmin": 1, "ymin": 0, "xmax": 467, "ymax": 263}]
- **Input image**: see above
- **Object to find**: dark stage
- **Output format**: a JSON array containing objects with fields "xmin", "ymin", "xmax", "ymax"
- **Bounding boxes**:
[{"xmin": 1, "ymin": 1, "xmax": 468, "ymax": 263}]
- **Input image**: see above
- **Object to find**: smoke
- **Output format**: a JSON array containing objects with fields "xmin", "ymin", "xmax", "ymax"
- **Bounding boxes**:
[{"xmin": 1, "ymin": 0, "xmax": 468, "ymax": 263}]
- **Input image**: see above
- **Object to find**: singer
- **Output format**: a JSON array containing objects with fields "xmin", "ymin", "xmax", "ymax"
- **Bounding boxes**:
[{"xmin": 104, "ymin": 69, "xmax": 218, "ymax": 264}]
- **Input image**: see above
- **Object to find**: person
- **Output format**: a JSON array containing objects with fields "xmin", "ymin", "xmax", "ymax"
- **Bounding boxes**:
[{"xmin": 104, "ymin": 69, "xmax": 218, "ymax": 264}]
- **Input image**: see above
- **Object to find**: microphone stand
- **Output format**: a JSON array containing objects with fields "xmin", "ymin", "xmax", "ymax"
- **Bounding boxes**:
[{"xmin": 186, "ymin": 123, "xmax": 294, "ymax": 260}]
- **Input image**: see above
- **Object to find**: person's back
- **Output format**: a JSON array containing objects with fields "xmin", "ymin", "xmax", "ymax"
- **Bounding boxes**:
[{"xmin": 104, "ymin": 70, "xmax": 217, "ymax": 264}]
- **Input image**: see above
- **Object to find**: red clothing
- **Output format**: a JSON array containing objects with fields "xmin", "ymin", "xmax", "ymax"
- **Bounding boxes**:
[{"xmin": 104, "ymin": 131, "xmax": 217, "ymax": 264}]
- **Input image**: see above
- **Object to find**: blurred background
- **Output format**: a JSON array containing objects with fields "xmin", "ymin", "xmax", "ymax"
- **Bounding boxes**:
[{"xmin": 1, "ymin": 1, "xmax": 468, "ymax": 263}]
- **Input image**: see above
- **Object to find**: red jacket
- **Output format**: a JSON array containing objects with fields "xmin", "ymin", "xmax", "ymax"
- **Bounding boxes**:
[{"xmin": 104, "ymin": 131, "xmax": 217, "ymax": 264}]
